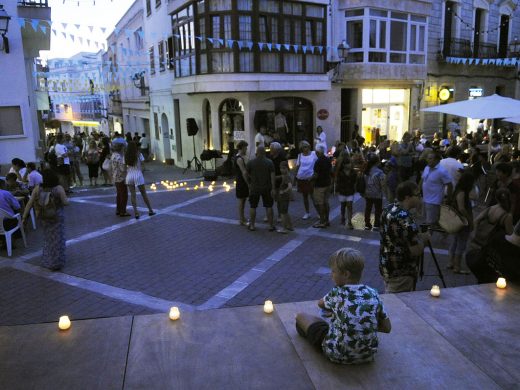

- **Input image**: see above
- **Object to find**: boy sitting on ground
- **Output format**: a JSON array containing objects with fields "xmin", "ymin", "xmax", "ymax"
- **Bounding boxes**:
[{"xmin": 296, "ymin": 248, "xmax": 391, "ymax": 364}]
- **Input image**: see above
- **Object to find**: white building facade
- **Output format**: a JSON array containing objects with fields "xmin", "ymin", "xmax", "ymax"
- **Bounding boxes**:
[
  {"xmin": 143, "ymin": 0, "xmax": 336, "ymax": 166},
  {"xmin": 107, "ymin": 0, "xmax": 151, "ymax": 142},
  {"xmin": 0, "ymin": 1, "xmax": 51, "ymax": 165},
  {"xmin": 47, "ymin": 51, "xmax": 109, "ymax": 136}
]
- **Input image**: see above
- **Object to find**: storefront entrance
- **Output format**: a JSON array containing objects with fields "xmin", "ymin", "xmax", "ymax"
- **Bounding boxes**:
[
  {"xmin": 361, "ymin": 89, "xmax": 409, "ymax": 144},
  {"xmin": 254, "ymin": 97, "xmax": 314, "ymax": 149}
]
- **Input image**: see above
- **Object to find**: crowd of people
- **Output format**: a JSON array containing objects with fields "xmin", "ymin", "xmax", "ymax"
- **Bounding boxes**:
[
  {"xmin": 236, "ymin": 125, "xmax": 520, "ymax": 291},
  {"xmin": 0, "ymin": 130, "xmax": 154, "ymax": 270}
]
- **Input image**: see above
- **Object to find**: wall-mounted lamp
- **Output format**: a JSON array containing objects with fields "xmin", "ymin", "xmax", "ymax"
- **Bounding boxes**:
[
  {"xmin": 337, "ymin": 40, "xmax": 350, "ymax": 63},
  {"xmin": 0, "ymin": 5, "xmax": 11, "ymax": 54}
]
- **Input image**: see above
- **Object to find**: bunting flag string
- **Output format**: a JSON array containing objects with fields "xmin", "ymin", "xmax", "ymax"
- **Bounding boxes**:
[{"xmin": 16, "ymin": 17, "xmax": 333, "ymax": 59}]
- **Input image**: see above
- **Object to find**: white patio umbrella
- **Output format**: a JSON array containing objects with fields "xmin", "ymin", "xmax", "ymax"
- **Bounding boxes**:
[
  {"xmin": 422, "ymin": 94, "xmax": 520, "ymax": 119},
  {"xmin": 502, "ymin": 116, "xmax": 520, "ymax": 124}
]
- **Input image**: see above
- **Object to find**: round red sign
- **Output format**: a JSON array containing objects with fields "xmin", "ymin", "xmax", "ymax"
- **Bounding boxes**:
[{"xmin": 317, "ymin": 109, "xmax": 329, "ymax": 120}]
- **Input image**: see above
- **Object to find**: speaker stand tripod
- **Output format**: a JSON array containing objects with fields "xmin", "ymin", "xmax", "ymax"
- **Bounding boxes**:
[{"xmin": 183, "ymin": 135, "xmax": 204, "ymax": 174}]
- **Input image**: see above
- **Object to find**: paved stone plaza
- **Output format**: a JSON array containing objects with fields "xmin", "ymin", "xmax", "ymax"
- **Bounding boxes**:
[{"xmin": 0, "ymin": 163, "xmax": 476, "ymax": 326}]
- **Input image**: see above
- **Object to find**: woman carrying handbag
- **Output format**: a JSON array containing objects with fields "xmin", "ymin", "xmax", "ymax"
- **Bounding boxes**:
[{"xmin": 447, "ymin": 172, "xmax": 475, "ymax": 274}]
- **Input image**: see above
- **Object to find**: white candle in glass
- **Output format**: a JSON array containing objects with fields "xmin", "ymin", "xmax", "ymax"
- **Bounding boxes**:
[
  {"xmin": 169, "ymin": 307, "xmax": 180, "ymax": 321},
  {"xmin": 58, "ymin": 315, "xmax": 71, "ymax": 330},
  {"xmin": 496, "ymin": 277, "xmax": 507, "ymax": 289},
  {"xmin": 430, "ymin": 285, "xmax": 441, "ymax": 297},
  {"xmin": 263, "ymin": 300, "xmax": 274, "ymax": 314}
]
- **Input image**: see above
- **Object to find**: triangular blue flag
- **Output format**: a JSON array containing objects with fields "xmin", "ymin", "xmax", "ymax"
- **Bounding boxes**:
[
  {"xmin": 31, "ymin": 19, "xmax": 39, "ymax": 31},
  {"xmin": 52, "ymin": 29, "xmax": 57, "ymax": 36},
  {"xmin": 101, "ymin": 27, "xmax": 106, "ymax": 34},
  {"xmin": 237, "ymin": 40, "xmax": 243, "ymax": 49},
  {"xmin": 61, "ymin": 32, "xmax": 67, "ymax": 39},
  {"xmin": 302, "ymin": 45, "xmax": 307, "ymax": 54},
  {"xmin": 266, "ymin": 43, "xmax": 272, "ymax": 51},
  {"xmin": 247, "ymin": 41, "xmax": 254, "ymax": 50},
  {"xmin": 218, "ymin": 38, "xmax": 224, "ymax": 45},
  {"xmin": 283, "ymin": 44, "xmax": 291, "ymax": 51},
  {"xmin": 258, "ymin": 42, "xmax": 264, "ymax": 50},
  {"xmin": 275, "ymin": 44, "xmax": 281, "ymax": 51},
  {"xmin": 70, "ymin": 34, "xmax": 75, "ymax": 42},
  {"xmin": 88, "ymin": 26, "xmax": 94, "ymax": 33},
  {"xmin": 40, "ymin": 25, "xmax": 47, "ymax": 34},
  {"xmin": 227, "ymin": 39, "xmax": 234, "ymax": 48},
  {"xmin": 195, "ymin": 36, "xmax": 202, "ymax": 42},
  {"xmin": 173, "ymin": 33, "xmax": 180, "ymax": 38},
  {"xmin": 207, "ymin": 37, "xmax": 213, "ymax": 44},
  {"xmin": 62, "ymin": 23, "xmax": 68, "ymax": 30},
  {"xmin": 18, "ymin": 18, "xmax": 26, "ymax": 28},
  {"xmin": 292, "ymin": 44, "xmax": 299, "ymax": 52},
  {"xmin": 318, "ymin": 46, "xmax": 323, "ymax": 54},
  {"xmin": 75, "ymin": 24, "xmax": 80, "ymax": 30}
]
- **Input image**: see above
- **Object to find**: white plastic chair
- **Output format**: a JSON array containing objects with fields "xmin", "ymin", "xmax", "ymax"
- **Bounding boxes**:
[
  {"xmin": 29, "ymin": 207, "xmax": 36, "ymax": 230},
  {"xmin": 0, "ymin": 209, "xmax": 27, "ymax": 257}
]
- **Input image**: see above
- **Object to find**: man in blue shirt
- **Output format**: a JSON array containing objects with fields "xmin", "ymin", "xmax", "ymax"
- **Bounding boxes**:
[
  {"xmin": 420, "ymin": 151, "xmax": 453, "ymax": 226},
  {"xmin": 0, "ymin": 179, "xmax": 21, "ymax": 246}
]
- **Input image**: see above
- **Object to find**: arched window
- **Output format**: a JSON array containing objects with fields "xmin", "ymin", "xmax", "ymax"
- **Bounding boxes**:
[{"xmin": 219, "ymin": 98, "xmax": 244, "ymax": 153}]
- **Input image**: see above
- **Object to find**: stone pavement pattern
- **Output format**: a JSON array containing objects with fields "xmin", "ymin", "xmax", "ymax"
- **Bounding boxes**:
[
  {"xmin": 0, "ymin": 162, "xmax": 476, "ymax": 326},
  {"xmin": 1, "ymin": 283, "xmax": 518, "ymax": 389}
]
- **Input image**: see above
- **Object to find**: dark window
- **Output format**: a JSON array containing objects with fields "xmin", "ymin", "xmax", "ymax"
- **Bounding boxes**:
[
  {"xmin": 167, "ymin": 36, "xmax": 174, "ymax": 70},
  {"xmin": 158, "ymin": 41, "xmax": 165, "ymax": 72},
  {"xmin": 155, "ymin": 0, "xmax": 161, "ymax": 8},
  {"xmin": 0, "ymin": 106, "xmax": 24, "ymax": 137},
  {"xmin": 146, "ymin": 0, "xmax": 151, "ymax": 16},
  {"xmin": 149, "ymin": 46, "xmax": 155, "ymax": 75}
]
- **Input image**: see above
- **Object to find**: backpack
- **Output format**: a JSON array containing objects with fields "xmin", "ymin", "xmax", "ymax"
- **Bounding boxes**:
[
  {"xmin": 38, "ymin": 190, "xmax": 58, "ymax": 221},
  {"xmin": 355, "ymin": 172, "xmax": 366, "ymax": 196}
]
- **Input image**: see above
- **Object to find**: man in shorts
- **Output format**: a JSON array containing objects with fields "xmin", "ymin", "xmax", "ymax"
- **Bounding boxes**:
[{"xmin": 246, "ymin": 146, "xmax": 275, "ymax": 231}]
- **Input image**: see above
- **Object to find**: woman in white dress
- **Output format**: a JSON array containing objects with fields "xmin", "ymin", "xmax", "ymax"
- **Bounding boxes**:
[{"xmin": 125, "ymin": 141, "xmax": 155, "ymax": 219}]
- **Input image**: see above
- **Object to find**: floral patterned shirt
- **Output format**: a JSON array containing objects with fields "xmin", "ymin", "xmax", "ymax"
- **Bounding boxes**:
[
  {"xmin": 379, "ymin": 202, "xmax": 420, "ymax": 279},
  {"xmin": 111, "ymin": 152, "xmax": 126, "ymax": 183},
  {"xmin": 322, "ymin": 284, "xmax": 387, "ymax": 364}
]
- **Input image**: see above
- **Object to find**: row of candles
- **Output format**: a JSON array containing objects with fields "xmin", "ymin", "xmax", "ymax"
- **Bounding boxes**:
[
  {"xmin": 58, "ymin": 279, "xmax": 509, "ymax": 330},
  {"xmin": 150, "ymin": 181, "xmax": 235, "ymax": 192},
  {"xmin": 58, "ymin": 300, "xmax": 275, "ymax": 330},
  {"xmin": 430, "ymin": 277, "xmax": 507, "ymax": 297}
]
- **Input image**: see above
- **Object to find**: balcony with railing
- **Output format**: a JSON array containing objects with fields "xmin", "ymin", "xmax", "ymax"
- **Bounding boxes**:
[
  {"xmin": 18, "ymin": 0, "xmax": 51, "ymax": 55},
  {"xmin": 439, "ymin": 38, "xmax": 518, "ymax": 61}
]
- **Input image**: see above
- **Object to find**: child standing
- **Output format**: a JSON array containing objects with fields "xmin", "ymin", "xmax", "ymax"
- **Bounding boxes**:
[
  {"xmin": 296, "ymin": 248, "xmax": 391, "ymax": 364},
  {"xmin": 335, "ymin": 153, "xmax": 357, "ymax": 229},
  {"xmin": 277, "ymin": 161, "xmax": 293, "ymax": 234}
]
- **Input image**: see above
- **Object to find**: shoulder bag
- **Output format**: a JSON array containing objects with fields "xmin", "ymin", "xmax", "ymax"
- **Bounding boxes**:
[{"xmin": 438, "ymin": 204, "xmax": 468, "ymax": 234}]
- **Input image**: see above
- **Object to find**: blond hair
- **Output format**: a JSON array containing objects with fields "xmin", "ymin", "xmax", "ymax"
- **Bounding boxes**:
[{"xmin": 328, "ymin": 248, "xmax": 364, "ymax": 280}]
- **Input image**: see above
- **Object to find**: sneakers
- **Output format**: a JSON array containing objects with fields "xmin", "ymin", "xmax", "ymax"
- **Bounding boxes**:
[
  {"xmin": 364, "ymin": 225, "xmax": 372, "ymax": 231},
  {"xmin": 277, "ymin": 228, "xmax": 289, "ymax": 234},
  {"xmin": 302, "ymin": 213, "xmax": 310, "ymax": 220}
]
